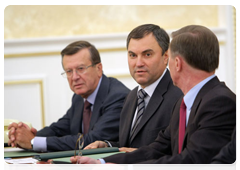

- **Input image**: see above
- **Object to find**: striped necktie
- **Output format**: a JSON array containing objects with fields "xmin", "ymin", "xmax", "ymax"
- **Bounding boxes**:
[{"xmin": 129, "ymin": 89, "xmax": 147, "ymax": 142}]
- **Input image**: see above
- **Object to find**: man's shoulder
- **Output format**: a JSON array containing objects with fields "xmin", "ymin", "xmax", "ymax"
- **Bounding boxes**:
[
  {"xmin": 105, "ymin": 76, "xmax": 130, "ymax": 92},
  {"xmin": 97, "ymin": 75, "xmax": 130, "ymax": 101},
  {"xmin": 200, "ymin": 77, "xmax": 235, "ymax": 100}
]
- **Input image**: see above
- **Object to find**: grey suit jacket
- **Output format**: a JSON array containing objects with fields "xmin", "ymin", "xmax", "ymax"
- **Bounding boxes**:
[
  {"xmin": 110, "ymin": 69, "xmax": 183, "ymax": 148},
  {"xmin": 36, "ymin": 74, "xmax": 130, "ymax": 151},
  {"xmin": 104, "ymin": 76, "xmax": 236, "ymax": 164}
]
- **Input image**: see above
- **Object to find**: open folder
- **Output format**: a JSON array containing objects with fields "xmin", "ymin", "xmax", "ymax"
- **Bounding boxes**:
[{"xmin": 5, "ymin": 147, "xmax": 119, "ymax": 160}]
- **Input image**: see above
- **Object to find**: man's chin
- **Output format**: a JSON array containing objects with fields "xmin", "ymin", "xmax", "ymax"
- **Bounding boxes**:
[
  {"xmin": 74, "ymin": 89, "xmax": 85, "ymax": 95},
  {"xmin": 135, "ymin": 78, "xmax": 148, "ymax": 87}
]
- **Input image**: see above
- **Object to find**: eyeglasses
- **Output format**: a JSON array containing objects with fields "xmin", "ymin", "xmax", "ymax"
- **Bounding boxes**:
[
  {"xmin": 61, "ymin": 63, "xmax": 97, "ymax": 78},
  {"xmin": 74, "ymin": 133, "xmax": 84, "ymax": 157}
]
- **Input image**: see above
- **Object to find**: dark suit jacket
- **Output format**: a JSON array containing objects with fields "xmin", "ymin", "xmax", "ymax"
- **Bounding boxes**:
[
  {"xmin": 110, "ymin": 69, "xmax": 182, "ymax": 148},
  {"xmin": 36, "ymin": 74, "xmax": 130, "ymax": 151},
  {"xmin": 211, "ymin": 127, "xmax": 236, "ymax": 164},
  {"xmin": 104, "ymin": 76, "xmax": 236, "ymax": 164}
]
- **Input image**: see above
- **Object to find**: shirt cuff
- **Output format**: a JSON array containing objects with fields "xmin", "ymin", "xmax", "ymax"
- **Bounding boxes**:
[
  {"xmin": 33, "ymin": 136, "xmax": 47, "ymax": 152},
  {"xmin": 98, "ymin": 158, "xmax": 106, "ymax": 164}
]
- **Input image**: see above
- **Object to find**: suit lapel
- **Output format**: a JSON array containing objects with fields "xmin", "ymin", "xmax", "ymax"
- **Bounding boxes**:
[
  {"xmin": 120, "ymin": 87, "xmax": 138, "ymax": 146},
  {"xmin": 72, "ymin": 95, "xmax": 84, "ymax": 134},
  {"xmin": 130, "ymin": 70, "xmax": 171, "ymax": 143},
  {"xmin": 89, "ymin": 74, "xmax": 109, "ymax": 130},
  {"xmin": 182, "ymin": 77, "xmax": 221, "ymax": 150}
]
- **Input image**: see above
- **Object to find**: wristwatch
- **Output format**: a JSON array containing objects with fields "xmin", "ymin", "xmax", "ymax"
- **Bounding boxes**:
[
  {"xmin": 104, "ymin": 140, "xmax": 112, "ymax": 147},
  {"xmin": 31, "ymin": 138, "xmax": 34, "ymax": 149}
]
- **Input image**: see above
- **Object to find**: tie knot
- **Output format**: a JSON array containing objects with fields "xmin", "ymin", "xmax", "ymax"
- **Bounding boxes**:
[
  {"xmin": 84, "ymin": 100, "xmax": 92, "ymax": 109},
  {"xmin": 138, "ymin": 89, "xmax": 147, "ymax": 99},
  {"xmin": 180, "ymin": 99, "xmax": 186, "ymax": 109}
]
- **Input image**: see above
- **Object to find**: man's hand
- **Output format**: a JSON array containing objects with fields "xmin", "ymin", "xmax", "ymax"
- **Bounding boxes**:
[
  {"xmin": 93, "ymin": 163, "xmax": 124, "ymax": 170},
  {"xmin": 8, "ymin": 122, "xmax": 19, "ymax": 147},
  {"xmin": 18, "ymin": 122, "xmax": 38, "ymax": 136},
  {"xmin": 15, "ymin": 125, "xmax": 35, "ymax": 149},
  {"xmin": 70, "ymin": 156, "xmax": 101, "ymax": 164},
  {"xmin": 84, "ymin": 141, "xmax": 108, "ymax": 150},
  {"xmin": 119, "ymin": 147, "xmax": 137, "ymax": 153},
  {"xmin": 8, "ymin": 122, "xmax": 37, "ymax": 149}
]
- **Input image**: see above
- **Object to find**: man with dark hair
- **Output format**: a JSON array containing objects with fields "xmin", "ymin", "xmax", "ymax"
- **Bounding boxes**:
[
  {"xmin": 83, "ymin": 24, "xmax": 182, "ymax": 154},
  {"xmin": 71, "ymin": 25, "xmax": 236, "ymax": 164},
  {"xmin": 8, "ymin": 41, "xmax": 130, "ymax": 152}
]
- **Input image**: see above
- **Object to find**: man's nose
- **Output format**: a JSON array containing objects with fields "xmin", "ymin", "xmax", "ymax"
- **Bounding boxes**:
[
  {"xmin": 136, "ymin": 56, "xmax": 144, "ymax": 67},
  {"xmin": 72, "ymin": 70, "xmax": 80, "ymax": 80}
]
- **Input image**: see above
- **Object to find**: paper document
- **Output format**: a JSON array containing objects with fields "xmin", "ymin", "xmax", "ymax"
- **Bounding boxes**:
[
  {"xmin": 4, "ymin": 147, "xmax": 26, "ymax": 152},
  {"xmin": 5, "ymin": 157, "xmax": 38, "ymax": 164}
]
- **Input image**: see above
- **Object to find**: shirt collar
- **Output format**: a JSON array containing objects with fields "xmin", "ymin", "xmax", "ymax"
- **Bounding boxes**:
[
  {"xmin": 85, "ymin": 76, "xmax": 102, "ymax": 105},
  {"xmin": 184, "ymin": 74, "xmax": 216, "ymax": 110},
  {"xmin": 138, "ymin": 68, "xmax": 167, "ymax": 98}
]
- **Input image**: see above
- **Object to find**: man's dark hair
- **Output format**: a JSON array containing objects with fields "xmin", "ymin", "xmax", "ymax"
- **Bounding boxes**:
[
  {"xmin": 170, "ymin": 25, "xmax": 219, "ymax": 72},
  {"xmin": 61, "ymin": 40, "xmax": 101, "ymax": 65},
  {"xmin": 127, "ymin": 24, "xmax": 169, "ymax": 55}
]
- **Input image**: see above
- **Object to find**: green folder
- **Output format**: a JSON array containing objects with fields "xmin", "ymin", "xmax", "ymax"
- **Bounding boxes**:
[
  {"xmin": 4, "ymin": 149, "xmax": 39, "ymax": 158},
  {"xmin": 4, "ymin": 147, "xmax": 119, "ymax": 160},
  {"xmin": 52, "ymin": 151, "xmax": 122, "ymax": 163},
  {"xmin": 34, "ymin": 147, "xmax": 119, "ymax": 160}
]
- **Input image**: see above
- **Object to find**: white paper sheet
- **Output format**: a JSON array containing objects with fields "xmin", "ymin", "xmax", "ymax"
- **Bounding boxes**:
[
  {"xmin": 5, "ymin": 157, "xmax": 38, "ymax": 164},
  {"xmin": 4, "ymin": 147, "xmax": 25, "ymax": 152}
]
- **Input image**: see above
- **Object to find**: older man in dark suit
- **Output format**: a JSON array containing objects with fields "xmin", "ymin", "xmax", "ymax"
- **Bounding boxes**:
[
  {"xmin": 71, "ymin": 25, "xmax": 236, "ymax": 164},
  {"xmin": 8, "ymin": 41, "xmax": 130, "ymax": 152}
]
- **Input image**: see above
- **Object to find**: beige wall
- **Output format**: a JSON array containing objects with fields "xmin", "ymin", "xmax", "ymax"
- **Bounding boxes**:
[
  {"xmin": 4, "ymin": 5, "xmax": 236, "ymax": 129},
  {"xmin": 4, "ymin": 5, "xmax": 219, "ymax": 39}
]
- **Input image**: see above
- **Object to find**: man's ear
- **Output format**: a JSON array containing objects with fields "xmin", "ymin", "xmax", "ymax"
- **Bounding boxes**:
[
  {"xmin": 175, "ymin": 56, "xmax": 182, "ymax": 72},
  {"xmin": 163, "ymin": 50, "xmax": 169, "ymax": 66},
  {"xmin": 96, "ymin": 63, "xmax": 103, "ymax": 77}
]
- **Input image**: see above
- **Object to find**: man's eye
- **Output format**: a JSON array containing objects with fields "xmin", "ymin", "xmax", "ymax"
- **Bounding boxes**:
[
  {"xmin": 145, "ymin": 53, "xmax": 151, "ymax": 57},
  {"xmin": 129, "ymin": 53, "xmax": 136, "ymax": 57},
  {"xmin": 77, "ymin": 67, "xmax": 84, "ymax": 71},
  {"xmin": 66, "ymin": 70, "xmax": 72, "ymax": 73}
]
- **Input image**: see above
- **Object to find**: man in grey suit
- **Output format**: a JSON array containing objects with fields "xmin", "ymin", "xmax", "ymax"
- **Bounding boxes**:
[
  {"xmin": 8, "ymin": 41, "xmax": 130, "ymax": 152},
  {"xmin": 71, "ymin": 25, "xmax": 236, "ymax": 164},
  {"xmin": 84, "ymin": 24, "xmax": 182, "ymax": 152}
]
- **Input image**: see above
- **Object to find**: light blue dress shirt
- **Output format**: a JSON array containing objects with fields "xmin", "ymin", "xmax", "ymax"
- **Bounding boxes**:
[
  {"xmin": 113, "ymin": 74, "xmax": 216, "ymax": 170},
  {"xmin": 33, "ymin": 76, "xmax": 102, "ymax": 152},
  {"xmin": 183, "ymin": 74, "xmax": 215, "ymax": 126}
]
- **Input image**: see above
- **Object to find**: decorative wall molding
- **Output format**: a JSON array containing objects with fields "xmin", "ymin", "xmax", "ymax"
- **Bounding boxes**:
[
  {"xmin": 4, "ymin": 28, "xmax": 226, "ymax": 58},
  {"xmin": 4, "ymin": 78, "xmax": 46, "ymax": 128}
]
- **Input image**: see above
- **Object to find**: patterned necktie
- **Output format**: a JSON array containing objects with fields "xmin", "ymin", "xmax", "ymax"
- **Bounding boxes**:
[
  {"xmin": 83, "ymin": 100, "xmax": 92, "ymax": 135},
  {"xmin": 178, "ymin": 99, "xmax": 186, "ymax": 153},
  {"xmin": 130, "ymin": 89, "xmax": 148, "ymax": 142}
]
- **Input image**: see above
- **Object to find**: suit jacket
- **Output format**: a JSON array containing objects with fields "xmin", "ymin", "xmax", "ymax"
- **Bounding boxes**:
[
  {"xmin": 36, "ymin": 74, "xmax": 130, "ymax": 151},
  {"xmin": 211, "ymin": 127, "xmax": 236, "ymax": 164},
  {"xmin": 110, "ymin": 69, "xmax": 182, "ymax": 148},
  {"xmin": 104, "ymin": 76, "xmax": 236, "ymax": 164}
]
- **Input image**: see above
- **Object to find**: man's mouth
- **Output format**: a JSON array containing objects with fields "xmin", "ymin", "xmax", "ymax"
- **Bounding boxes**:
[
  {"xmin": 74, "ymin": 83, "xmax": 84, "ymax": 88},
  {"xmin": 135, "ymin": 70, "xmax": 147, "ymax": 74}
]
